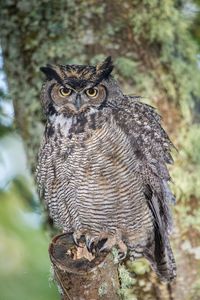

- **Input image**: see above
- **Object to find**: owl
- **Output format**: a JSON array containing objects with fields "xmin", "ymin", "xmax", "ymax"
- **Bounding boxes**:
[{"xmin": 36, "ymin": 57, "xmax": 176, "ymax": 282}]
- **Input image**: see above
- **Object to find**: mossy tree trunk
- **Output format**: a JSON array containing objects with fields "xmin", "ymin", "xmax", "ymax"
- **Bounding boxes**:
[
  {"xmin": 49, "ymin": 233, "xmax": 120, "ymax": 300},
  {"xmin": 1, "ymin": 1, "xmax": 200, "ymax": 299}
]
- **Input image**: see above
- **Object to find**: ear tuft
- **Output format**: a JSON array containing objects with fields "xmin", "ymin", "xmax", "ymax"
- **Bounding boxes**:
[
  {"xmin": 96, "ymin": 56, "xmax": 114, "ymax": 79},
  {"xmin": 40, "ymin": 64, "xmax": 62, "ymax": 81}
]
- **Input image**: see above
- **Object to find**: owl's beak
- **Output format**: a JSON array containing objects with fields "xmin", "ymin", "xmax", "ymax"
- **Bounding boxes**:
[{"xmin": 74, "ymin": 94, "xmax": 83, "ymax": 110}]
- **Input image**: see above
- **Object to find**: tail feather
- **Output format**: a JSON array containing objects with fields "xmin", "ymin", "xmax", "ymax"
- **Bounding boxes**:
[
  {"xmin": 144, "ymin": 187, "xmax": 176, "ymax": 281},
  {"xmin": 144, "ymin": 234, "xmax": 176, "ymax": 282}
]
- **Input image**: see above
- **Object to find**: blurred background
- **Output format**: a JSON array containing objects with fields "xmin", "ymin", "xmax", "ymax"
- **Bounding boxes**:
[{"xmin": 0, "ymin": 1, "xmax": 200, "ymax": 299}]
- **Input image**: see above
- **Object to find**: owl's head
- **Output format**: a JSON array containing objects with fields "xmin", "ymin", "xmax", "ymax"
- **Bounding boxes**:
[{"xmin": 40, "ymin": 57, "xmax": 122, "ymax": 118}]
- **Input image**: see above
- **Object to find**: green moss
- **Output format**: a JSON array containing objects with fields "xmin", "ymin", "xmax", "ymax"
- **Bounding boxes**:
[
  {"xmin": 98, "ymin": 282, "xmax": 108, "ymax": 297},
  {"xmin": 118, "ymin": 264, "xmax": 136, "ymax": 300},
  {"xmin": 128, "ymin": 260, "xmax": 150, "ymax": 276}
]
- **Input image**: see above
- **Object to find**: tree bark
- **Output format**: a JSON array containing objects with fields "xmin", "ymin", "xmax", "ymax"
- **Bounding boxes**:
[{"xmin": 49, "ymin": 233, "xmax": 120, "ymax": 300}]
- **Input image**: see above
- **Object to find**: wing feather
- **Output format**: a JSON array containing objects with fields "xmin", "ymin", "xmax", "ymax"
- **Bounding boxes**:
[{"xmin": 111, "ymin": 96, "xmax": 175, "ymax": 234}]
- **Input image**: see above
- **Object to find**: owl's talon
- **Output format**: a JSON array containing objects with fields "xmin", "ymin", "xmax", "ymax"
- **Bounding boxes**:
[
  {"xmin": 98, "ymin": 238, "xmax": 114, "ymax": 253},
  {"xmin": 73, "ymin": 230, "xmax": 85, "ymax": 247},
  {"xmin": 96, "ymin": 238, "xmax": 108, "ymax": 252},
  {"xmin": 98, "ymin": 236, "xmax": 127, "ymax": 261},
  {"xmin": 73, "ymin": 235, "xmax": 79, "ymax": 246},
  {"xmin": 117, "ymin": 240, "xmax": 128, "ymax": 260},
  {"xmin": 118, "ymin": 250, "xmax": 127, "ymax": 261},
  {"xmin": 85, "ymin": 235, "xmax": 96, "ymax": 253}
]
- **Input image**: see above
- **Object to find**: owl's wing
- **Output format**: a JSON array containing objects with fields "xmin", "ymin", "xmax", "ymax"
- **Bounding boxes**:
[{"xmin": 112, "ymin": 96, "xmax": 175, "ymax": 235}]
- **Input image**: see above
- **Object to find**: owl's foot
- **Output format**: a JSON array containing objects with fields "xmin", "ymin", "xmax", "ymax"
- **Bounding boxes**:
[
  {"xmin": 85, "ymin": 232, "xmax": 109, "ymax": 253},
  {"xmin": 73, "ymin": 230, "xmax": 127, "ymax": 260},
  {"xmin": 72, "ymin": 229, "xmax": 101, "ymax": 252},
  {"xmin": 72, "ymin": 229, "xmax": 88, "ymax": 247},
  {"xmin": 98, "ymin": 235, "xmax": 127, "ymax": 260}
]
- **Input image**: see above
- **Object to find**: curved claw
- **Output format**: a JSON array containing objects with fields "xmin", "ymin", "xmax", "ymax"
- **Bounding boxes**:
[
  {"xmin": 72, "ymin": 232, "xmax": 80, "ymax": 246},
  {"xmin": 118, "ymin": 250, "xmax": 127, "ymax": 261},
  {"xmin": 85, "ymin": 235, "xmax": 96, "ymax": 253},
  {"xmin": 72, "ymin": 231, "xmax": 84, "ymax": 247},
  {"xmin": 97, "ymin": 238, "xmax": 109, "ymax": 253},
  {"xmin": 99, "ymin": 238, "xmax": 113, "ymax": 253}
]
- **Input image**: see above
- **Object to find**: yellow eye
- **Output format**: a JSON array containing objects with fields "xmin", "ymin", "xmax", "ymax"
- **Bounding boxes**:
[
  {"xmin": 59, "ymin": 87, "xmax": 72, "ymax": 97},
  {"xmin": 86, "ymin": 88, "xmax": 98, "ymax": 98}
]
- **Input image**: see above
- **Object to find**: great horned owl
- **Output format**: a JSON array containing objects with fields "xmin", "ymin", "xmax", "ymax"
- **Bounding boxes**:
[{"xmin": 36, "ymin": 57, "xmax": 176, "ymax": 282}]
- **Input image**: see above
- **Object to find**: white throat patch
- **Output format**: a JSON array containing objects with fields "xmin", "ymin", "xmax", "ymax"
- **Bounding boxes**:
[
  {"xmin": 50, "ymin": 114, "xmax": 73, "ymax": 136},
  {"xmin": 49, "ymin": 107, "xmax": 98, "ymax": 137}
]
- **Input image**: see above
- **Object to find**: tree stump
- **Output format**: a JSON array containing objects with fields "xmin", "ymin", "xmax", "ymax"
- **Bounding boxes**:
[{"xmin": 49, "ymin": 233, "xmax": 121, "ymax": 300}]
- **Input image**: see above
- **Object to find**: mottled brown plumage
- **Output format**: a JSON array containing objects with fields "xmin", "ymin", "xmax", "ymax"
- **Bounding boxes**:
[{"xmin": 36, "ymin": 57, "xmax": 176, "ymax": 281}]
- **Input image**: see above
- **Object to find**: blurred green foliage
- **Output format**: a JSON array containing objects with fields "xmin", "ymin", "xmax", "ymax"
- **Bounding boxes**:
[
  {"xmin": 172, "ymin": 125, "xmax": 200, "ymax": 200},
  {"xmin": 0, "ymin": 185, "xmax": 59, "ymax": 300},
  {"xmin": 0, "ymin": 0, "xmax": 200, "ymax": 299}
]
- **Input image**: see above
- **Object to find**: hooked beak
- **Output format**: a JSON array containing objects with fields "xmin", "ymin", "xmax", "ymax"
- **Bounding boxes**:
[{"xmin": 74, "ymin": 93, "xmax": 83, "ymax": 110}]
